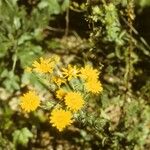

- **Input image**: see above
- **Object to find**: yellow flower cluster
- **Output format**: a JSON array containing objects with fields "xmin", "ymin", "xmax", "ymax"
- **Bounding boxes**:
[
  {"xmin": 80, "ymin": 65, "xmax": 103, "ymax": 94},
  {"xmin": 21, "ymin": 56, "xmax": 103, "ymax": 131},
  {"xmin": 51, "ymin": 91, "xmax": 84, "ymax": 131}
]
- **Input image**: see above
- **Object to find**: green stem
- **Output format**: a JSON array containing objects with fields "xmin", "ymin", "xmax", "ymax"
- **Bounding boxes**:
[{"xmin": 12, "ymin": 41, "xmax": 18, "ymax": 73}]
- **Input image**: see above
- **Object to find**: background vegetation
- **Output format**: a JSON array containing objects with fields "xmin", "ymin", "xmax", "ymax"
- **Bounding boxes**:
[{"xmin": 0, "ymin": 0, "xmax": 150, "ymax": 149}]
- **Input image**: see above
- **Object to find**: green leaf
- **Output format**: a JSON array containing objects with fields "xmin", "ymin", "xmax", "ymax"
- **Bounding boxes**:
[
  {"xmin": 11, "ymin": 0, "xmax": 18, "ymax": 6},
  {"xmin": 17, "ymin": 42, "xmax": 43, "ymax": 67},
  {"xmin": 1, "ymin": 71, "xmax": 20, "ymax": 92},
  {"xmin": 0, "ymin": 42, "xmax": 11, "ymax": 58},
  {"xmin": 38, "ymin": 0, "xmax": 61, "ymax": 15},
  {"xmin": 61, "ymin": 0, "xmax": 70, "ymax": 12},
  {"xmin": 18, "ymin": 34, "xmax": 32, "ymax": 45},
  {"xmin": 13, "ymin": 127, "xmax": 33, "ymax": 147},
  {"xmin": 13, "ymin": 17, "xmax": 21, "ymax": 30},
  {"xmin": 138, "ymin": 0, "xmax": 150, "ymax": 7}
]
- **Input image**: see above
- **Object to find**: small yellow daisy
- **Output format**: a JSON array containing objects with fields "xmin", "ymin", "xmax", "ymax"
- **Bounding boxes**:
[
  {"xmin": 32, "ymin": 57, "xmax": 55, "ymax": 73},
  {"xmin": 20, "ymin": 91, "xmax": 40, "ymax": 112},
  {"xmin": 80, "ymin": 65, "xmax": 100, "ymax": 81},
  {"xmin": 85, "ymin": 80, "xmax": 103, "ymax": 94},
  {"xmin": 50, "ymin": 108, "xmax": 73, "ymax": 131},
  {"xmin": 52, "ymin": 76, "xmax": 66, "ymax": 87},
  {"xmin": 25, "ymin": 67, "xmax": 32, "ymax": 73},
  {"xmin": 62, "ymin": 65, "xmax": 79, "ymax": 81},
  {"xmin": 56, "ymin": 89, "xmax": 66, "ymax": 100},
  {"xmin": 65, "ymin": 92, "xmax": 84, "ymax": 111}
]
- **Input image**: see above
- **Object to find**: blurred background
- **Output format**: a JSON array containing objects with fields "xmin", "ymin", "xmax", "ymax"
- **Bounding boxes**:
[{"xmin": 0, "ymin": 0, "xmax": 150, "ymax": 149}]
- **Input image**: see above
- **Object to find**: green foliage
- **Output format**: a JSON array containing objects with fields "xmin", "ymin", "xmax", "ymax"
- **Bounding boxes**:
[
  {"xmin": 92, "ymin": 4, "xmax": 122, "ymax": 43},
  {"xmin": 1, "ymin": 71, "xmax": 20, "ymax": 92},
  {"xmin": 38, "ymin": 0, "xmax": 69, "ymax": 14},
  {"xmin": 137, "ymin": 0, "xmax": 150, "ymax": 7},
  {"xmin": 13, "ymin": 127, "xmax": 33, "ymax": 147}
]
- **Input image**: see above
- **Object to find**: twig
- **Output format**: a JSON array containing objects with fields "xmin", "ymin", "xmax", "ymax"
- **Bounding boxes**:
[
  {"xmin": 46, "ymin": 26, "xmax": 65, "ymax": 32},
  {"xmin": 120, "ymin": 13, "xmax": 150, "ymax": 51},
  {"xmin": 70, "ymin": 6, "xmax": 86, "ymax": 13},
  {"xmin": 65, "ymin": 8, "xmax": 69, "ymax": 36}
]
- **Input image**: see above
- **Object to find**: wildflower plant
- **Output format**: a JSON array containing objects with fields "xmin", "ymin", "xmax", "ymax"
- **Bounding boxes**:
[
  {"xmin": 0, "ymin": 0, "xmax": 150, "ymax": 149},
  {"xmin": 20, "ymin": 55, "xmax": 103, "ymax": 131}
]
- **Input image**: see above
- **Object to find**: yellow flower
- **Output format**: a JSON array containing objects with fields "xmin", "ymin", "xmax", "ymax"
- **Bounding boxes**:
[
  {"xmin": 85, "ymin": 80, "xmax": 103, "ymax": 94},
  {"xmin": 65, "ymin": 92, "xmax": 84, "ymax": 111},
  {"xmin": 52, "ymin": 76, "xmax": 66, "ymax": 87},
  {"xmin": 80, "ymin": 65, "xmax": 99, "ymax": 81},
  {"xmin": 62, "ymin": 65, "xmax": 79, "ymax": 80},
  {"xmin": 32, "ymin": 57, "xmax": 55, "ymax": 73},
  {"xmin": 50, "ymin": 108, "xmax": 73, "ymax": 131},
  {"xmin": 20, "ymin": 91, "xmax": 40, "ymax": 112},
  {"xmin": 56, "ymin": 89, "xmax": 66, "ymax": 100},
  {"xmin": 25, "ymin": 67, "xmax": 32, "ymax": 73}
]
